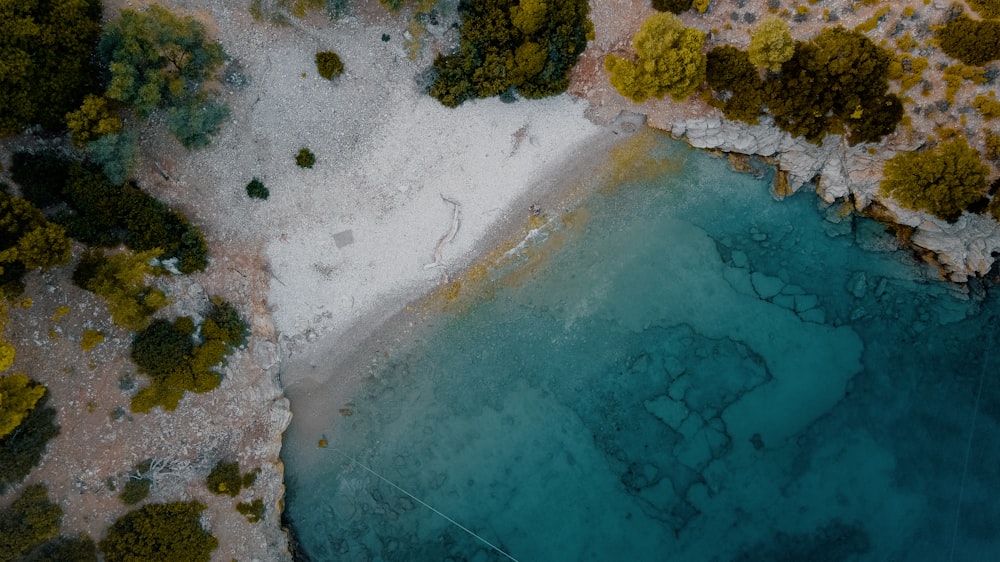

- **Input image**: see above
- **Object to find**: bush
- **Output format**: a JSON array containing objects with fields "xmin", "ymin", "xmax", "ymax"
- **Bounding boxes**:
[
  {"xmin": 0, "ymin": 484, "xmax": 62, "ymax": 562},
  {"xmin": 119, "ymin": 477, "xmax": 151, "ymax": 506},
  {"xmin": 100, "ymin": 502, "xmax": 217, "ymax": 562},
  {"xmin": 14, "ymin": 161, "xmax": 209, "ymax": 273},
  {"xmin": 22, "ymin": 535, "xmax": 98, "ymax": 562},
  {"xmin": 0, "ymin": 389, "xmax": 59, "ymax": 494},
  {"xmin": 0, "ymin": 373, "xmax": 47, "ymax": 439},
  {"xmin": 131, "ymin": 320, "xmax": 194, "ymax": 376},
  {"xmin": 206, "ymin": 461, "xmax": 243, "ymax": 496},
  {"xmin": 880, "ymin": 139, "xmax": 990, "ymax": 222},
  {"xmin": 748, "ymin": 17, "xmax": 794, "ymax": 71},
  {"xmin": 295, "ymin": 148, "xmax": 316, "ymax": 168},
  {"xmin": 166, "ymin": 98, "xmax": 231, "ymax": 150},
  {"xmin": 316, "ymin": 51, "xmax": 344, "ymax": 80},
  {"xmin": 937, "ymin": 15, "xmax": 1000, "ymax": 66},
  {"xmin": 605, "ymin": 13, "xmax": 706, "ymax": 103},
  {"xmin": 129, "ymin": 298, "xmax": 246, "ymax": 412},
  {"xmin": 236, "ymin": 499, "xmax": 264, "ymax": 523},
  {"xmin": 651, "ymin": 0, "xmax": 693, "ymax": 13},
  {"xmin": 0, "ymin": 194, "xmax": 72, "ymax": 289},
  {"xmin": 246, "ymin": 178, "xmax": 270, "ymax": 200},
  {"xmin": 74, "ymin": 249, "xmax": 168, "ymax": 331},
  {"xmin": 429, "ymin": 0, "xmax": 592, "ymax": 107},
  {"xmin": 705, "ymin": 46, "xmax": 766, "ymax": 124}
]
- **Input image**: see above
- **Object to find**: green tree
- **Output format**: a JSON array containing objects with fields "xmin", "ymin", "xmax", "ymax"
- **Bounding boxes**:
[
  {"xmin": 0, "ymin": 0, "xmax": 103, "ymax": 134},
  {"xmin": 99, "ymin": 502, "xmax": 218, "ymax": 562},
  {"xmin": 765, "ymin": 27, "xmax": 901, "ymax": 144},
  {"xmin": 969, "ymin": 0, "xmax": 1000, "ymax": 18},
  {"xmin": 748, "ymin": 17, "xmax": 794, "ymax": 71},
  {"xmin": 880, "ymin": 139, "xmax": 989, "ymax": 222},
  {"xmin": 0, "ymin": 373, "xmax": 46, "ymax": 439},
  {"xmin": 0, "ymin": 194, "xmax": 72, "ymax": 289},
  {"xmin": 73, "ymin": 249, "xmax": 168, "ymax": 331},
  {"xmin": 605, "ymin": 12, "xmax": 706, "ymax": 103},
  {"xmin": 99, "ymin": 5, "xmax": 229, "ymax": 149},
  {"xmin": 65, "ymin": 95, "xmax": 123, "ymax": 148},
  {"xmin": 429, "ymin": 0, "xmax": 592, "ymax": 107},
  {"xmin": 0, "ymin": 389, "xmax": 59, "ymax": 493},
  {"xmin": 0, "ymin": 485, "xmax": 62, "ymax": 562}
]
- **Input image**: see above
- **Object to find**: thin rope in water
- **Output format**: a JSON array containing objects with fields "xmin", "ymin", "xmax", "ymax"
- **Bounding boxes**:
[
  {"xmin": 948, "ymin": 329, "xmax": 991, "ymax": 562},
  {"xmin": 328, "ymin": 447, "xmax": 521, "ymax": 562}
]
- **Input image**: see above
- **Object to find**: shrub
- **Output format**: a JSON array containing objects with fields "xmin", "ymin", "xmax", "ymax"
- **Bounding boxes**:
[
  {"xmin": 0, "ymin": 373, "xmax": 47, "ymax": 439},
  {"xmin": 706, "ymin": 46, "xmax": 766, "ymax": 124},
  {"xmin": 651, "ymin": 0, "xmax": 693, "ymax": 13},
  {"xmin": 0, "ymin": 484, "xmax": 62, "ymax": 562},
  {"xmin": 119, "ymin": 477, "xmax": 151, "ymax": 505},
  {"xmin": 880, "ymin": 139, "xmax": 990, "ymax": 222},
  {"xmin": 131, "ymin": 319, "xmax": 194, "ymax": 376},
  {"xmin": 0, "ymin": 389, "xmax": 59, "ymax": 493},
  {"xmin": 605, "ymin": 13, "xmax": 706, "ymax": 103},
  {"xmin": 100, "ymin": 502, "xmax": 217, "ymax": 562},
  {"xmin": 129, "ymin": 298, "xmax": 246, "ymax": 412},
  {"xmin": 296, "ymin": 148, "xmax": 316, "ymax": 168},
  {"xmin": 748, "ymin": 17, "xmax": 794, "ymax": 71},
  {"xmin": 74, "ymin": 249, "xmax": 168, "ymax": 331},
  {"xmin": 0, "ymin": 194, "xmax": 72, "ymax": 289},
  {"xmin": 246, "ymin": 178, "xmax": 270, "ymax": 200},
  {"xmin": 66, "ymin": 95, "xmax": 124, "ymax": 148},
  {"xmin": 429, "ymin": 0, "xmax": 592, "ymax": 107},
  {"xmin": 206, "ymin": 461, "xmax": 243, "ymax": 496},
  {"xmin": 936, "ymin": 15, "xmax": 1000, "ymax": 66},
  {"xmin": 21, "ymin": 162, "xmax": 210, "ymax": 273},
  {"xmin": 236, "ymin": 499, "xmax": 264, "ymax": 523},
  {"xmin": 316, "ymin": 51, "xmax": 345, "ymax": 79},
  {"xmin": 22, "ymin": 535, "xmax": 98, "ymax": 562},
  {"xmin": 166, "ymin": 98, "xmax": 231, "ymax": 150}
]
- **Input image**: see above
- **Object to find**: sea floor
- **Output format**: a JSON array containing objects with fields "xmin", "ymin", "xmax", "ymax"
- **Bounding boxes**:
[{"xmin": 281, "ymin": 133, "xmax": 1000, "ymax": 561}]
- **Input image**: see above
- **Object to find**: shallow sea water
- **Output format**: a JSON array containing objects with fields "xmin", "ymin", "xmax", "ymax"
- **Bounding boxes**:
[{"xmin": 281, "ymin": 133, "xmax": 1000, "ymax": 561}]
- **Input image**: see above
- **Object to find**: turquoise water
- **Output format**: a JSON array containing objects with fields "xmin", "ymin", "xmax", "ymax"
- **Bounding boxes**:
[{"xmin": 281, "ymin": 134, "xmax": 1000, "ymax": 561}]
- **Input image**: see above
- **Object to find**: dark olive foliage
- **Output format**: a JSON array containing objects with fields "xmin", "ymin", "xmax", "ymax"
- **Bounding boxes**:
[
  {"xmin": 204, "ymin": 296, "xmax": 249, "ymax": 348},
  {"xmin": 131, "ymin": 319, "xmax": 195, "ymax": 377},
  {"xmin": 206, "ymin": 461, "xmax": 243, "ymax": 497},
  {"xmin": 246, "ymin": 178, "xmax": 270, "ymax": 200},
  {"xmin": 651, "ymin": 0, "xmax": 693, "ymax": 14},
  {"xmin": 296, "ymin": 148, "xmax": 316, "ymax": 168},
  {"xmin": 0, "ymin": 0, "xmax": 103, "ymax": 134},
  {"xmin": 236, "ymin": 499, "xmax": 264, "ymax": 523},
  {"xmin": 24, "ymin": 536, "xmax": 98, "ymax": 562},
  {"xmin": 316, "ymin": 51, "xmax": 345, "ymax": 79},
  {"xmin": 430, "ymin": 0, "xmax": 592, "ymax": 107},
  {"xmin": 0, "ymin": 484, "xmax": 62, "ymax": 562},
  {"xmin": 22, "ymin": 535, "xmax": 99, "ymax": 562},
  {"xmin": 119, "ymin": 477, "xmax": 152, "ymax": 506},
  {"xmin": 129, "ymin": 298, "xmax": 247, "ymax": 413},
  {"xmin": 10, "ymin": 155, "xmax": 209, "ymax": 273},
  {"xmin": 100, "ymin": 502, "xmax": 218, "ymax": 562},
  {"xmin": 703, "ymin": 28, "xmax": 901, "ymax": 145},
  {"xmin": 0, "ymin": 390, "xmax": 59, "ymax": 494},
  {"xmin": 705, "ymin": 46, "xmax": 765, "ymax": 124},
  {"xmin": 937, "ymin": 15, "xmax": 1000, "ymax": 66},
  {"xmin": 765, "ymin": 27, "xmax": 902, "ymax": 144}
]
